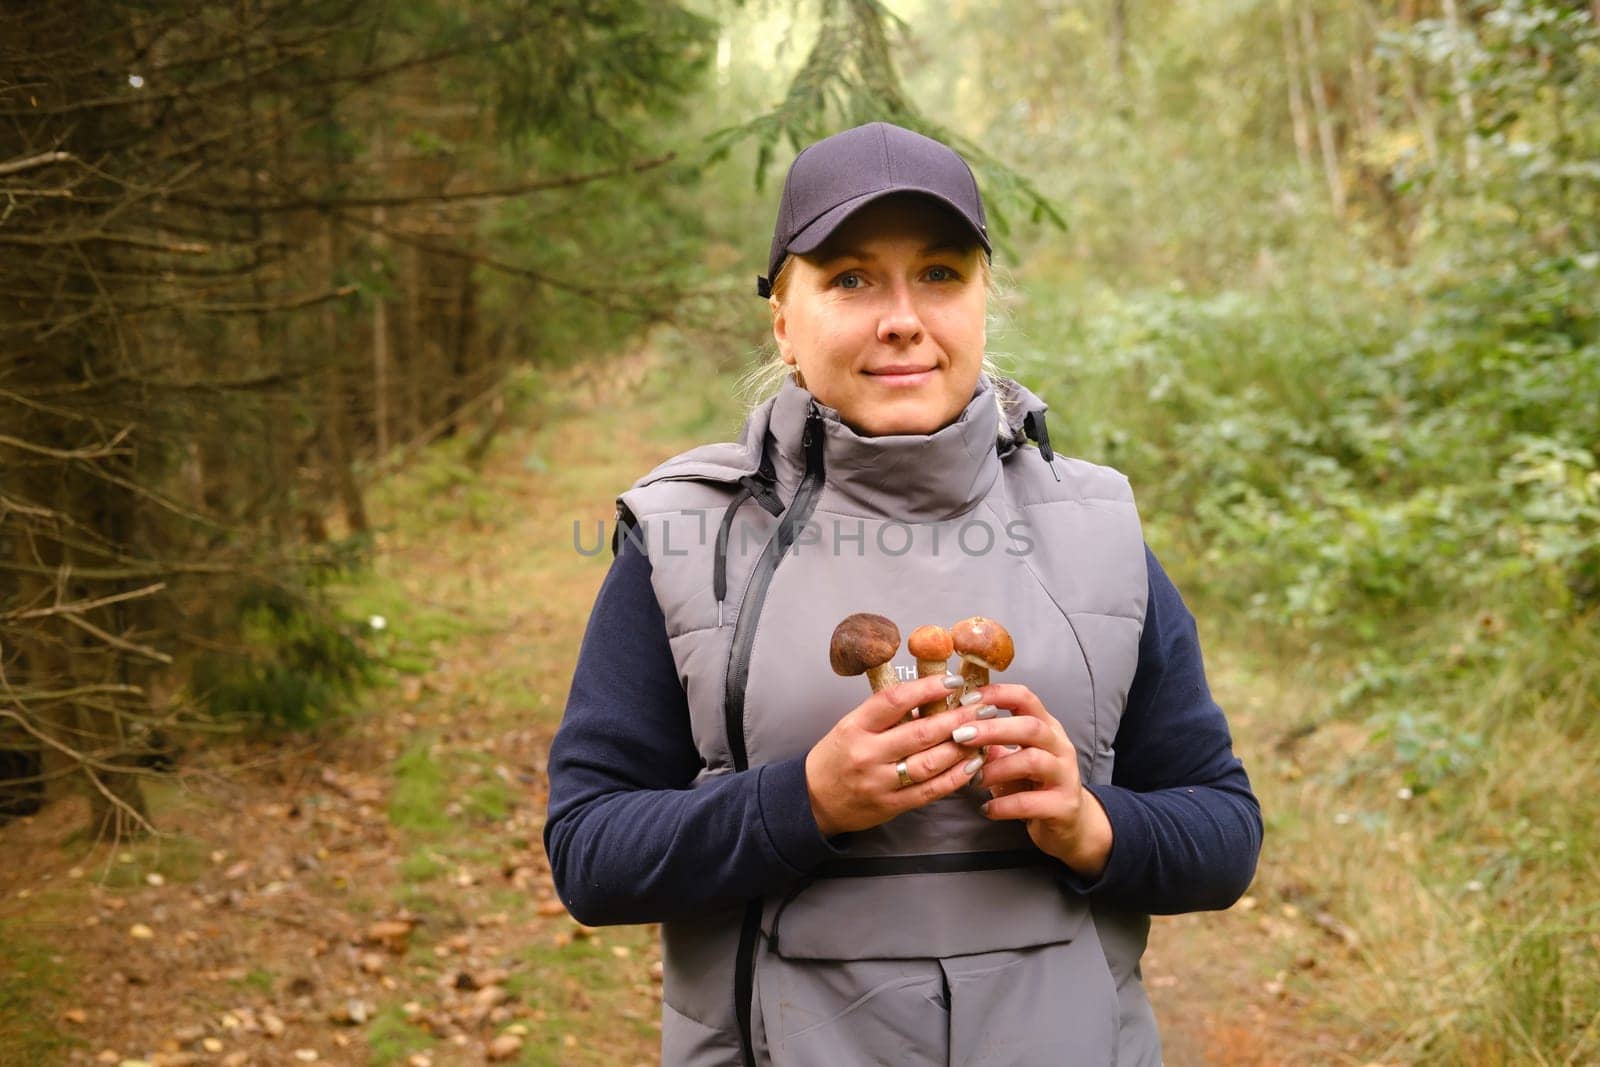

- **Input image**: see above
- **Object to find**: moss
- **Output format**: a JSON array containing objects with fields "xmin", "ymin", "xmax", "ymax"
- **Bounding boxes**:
[
  {"xmin": 0, "ymin": 920, "xmax": 82, "ymax": 1062},
  {"xmin": 366, "ymin": 1002, "xmax": 437, "ymax": 1066},
  {"xmin": 389, "ymin": 740, "xmax": 450, "ymax": 839}
]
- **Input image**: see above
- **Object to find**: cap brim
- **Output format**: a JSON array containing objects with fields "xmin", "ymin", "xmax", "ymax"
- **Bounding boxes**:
[{"xmin": 785, "ymin": 186, "xmax": 991, "ymax": 260}]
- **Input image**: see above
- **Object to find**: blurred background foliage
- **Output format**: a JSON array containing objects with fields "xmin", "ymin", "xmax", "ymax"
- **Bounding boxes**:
[{"xmin": 1, "ymin": 0, "xmax": 1595, "ymax": 1061}]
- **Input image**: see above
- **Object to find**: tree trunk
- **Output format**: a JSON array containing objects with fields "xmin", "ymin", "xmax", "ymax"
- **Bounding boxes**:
[
  {"xmin": 1110, "ymin": 0, "xmax": 1129, "ymax": 82},
  {"xmin": 1392, "ymin": 0, "xmax": 1439, "ymax": 165},
  {"xmin": 1280, "ymin": 0, "xmax": 1315, "ymax": 181},
  {"xmin": 1298, "ymin": 4, "xmax": 1347, "ymax": 220},
  {"xmin": 1440, "ymin": 0, "xmax": 1479, "ymax": 175},
  {"xmin": 322, "ymin": 216, "xmax": 369, "ymax": 535}
]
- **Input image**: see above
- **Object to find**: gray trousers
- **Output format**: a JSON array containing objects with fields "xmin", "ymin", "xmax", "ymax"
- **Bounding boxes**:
[{"xmin": 753, "ymin": 936, "xmax": 1136, "ymax": 1066}]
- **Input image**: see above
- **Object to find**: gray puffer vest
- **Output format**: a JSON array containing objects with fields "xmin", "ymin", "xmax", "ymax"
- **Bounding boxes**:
[{"xmin": 616, "ymin": 374, "xmax": 1157, "ymax": 1066}]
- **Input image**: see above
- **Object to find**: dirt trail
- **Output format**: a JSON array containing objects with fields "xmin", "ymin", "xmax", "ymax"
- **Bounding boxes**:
[{"xmin": 0, "ymin": 353, "xmax": 1331, "ymax": 1066}]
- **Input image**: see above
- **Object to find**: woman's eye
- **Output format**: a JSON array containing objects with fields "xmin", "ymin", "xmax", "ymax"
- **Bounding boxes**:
[
  {"xmin": 925, "ymin": 266, "xmax": 957, "ymax": 282},
  {"xmin": 834, "ymin": 272, "xmax": 863, "ymax": 290}
]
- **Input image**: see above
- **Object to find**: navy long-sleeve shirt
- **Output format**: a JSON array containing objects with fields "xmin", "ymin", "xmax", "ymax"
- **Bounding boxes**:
[{"xmin": 543, "ymin": 538, "xmax": 1261, "ymax": 925}]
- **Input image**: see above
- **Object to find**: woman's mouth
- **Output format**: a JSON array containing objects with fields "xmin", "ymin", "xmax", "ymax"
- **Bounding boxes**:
[{"xmin": 864, "ymin": 364, "xmax": 936, "ymax": 387}]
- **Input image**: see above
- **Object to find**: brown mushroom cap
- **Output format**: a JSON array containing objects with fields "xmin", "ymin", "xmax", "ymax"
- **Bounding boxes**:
[
  {"xmin": 829, "ymin": 613, "xmax": 901, "ymax": 677},
  {"xmin": 949, "ymin": 616, "xmax": 1015, "ymax": 671},
  {"xmin": 906, "ymin": 624, "xmax": 954, "ymax": 661}
]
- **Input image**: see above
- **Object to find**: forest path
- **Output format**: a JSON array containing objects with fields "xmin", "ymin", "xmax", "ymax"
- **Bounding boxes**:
[{"xmin": 0, "ymin": 350, "xmax": 1344, "ymax": 1066}]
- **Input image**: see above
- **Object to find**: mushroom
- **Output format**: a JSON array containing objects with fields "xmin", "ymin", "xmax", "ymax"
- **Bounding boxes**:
[
  {"xmin": 906, "ymin": 624, "xmax": 955, "ymax": 717},
  {"xmin": 829, "ymin": 613, "xmax": 901, "ymax": 694},
  {"xmin": 949, "ymin": 616, "xmax": 1015, "ymax": 696}
]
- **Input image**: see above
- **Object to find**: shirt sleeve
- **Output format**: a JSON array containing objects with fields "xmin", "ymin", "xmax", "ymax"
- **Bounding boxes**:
[
  {"xmin": 1059, "ymin": 545, "xmax": 1264, "ymax": 914},
  {"xmin": 542, "ymin": 531, "xmax": 843, "ymax": 926}
]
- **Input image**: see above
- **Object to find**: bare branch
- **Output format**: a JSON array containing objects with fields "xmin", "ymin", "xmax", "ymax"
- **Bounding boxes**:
[
  {"xmin": 0, "ymin": 430, "xmax": 131, "ymax": 461},
  {"xmin": 171, "ymin": 152, "xmax": 677, "ymax": 214},
  {"xmin": 62, "ymin": 613, "xmax": 174, "ymax": 665},
  {"xmin": 4, "ymin": 581, "xmax": 166, "ymax": 622},
  {"xmin": 0, "ymin": 150, "xmax": 77, "ymax": 176}
]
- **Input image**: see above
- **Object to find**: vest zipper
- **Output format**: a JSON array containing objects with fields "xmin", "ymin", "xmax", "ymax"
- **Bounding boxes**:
[
  {"xmin": 723, "ymin": 409, "xmax": 825, "ymax": 772},
  {"xmin": 727, "ymin": 407, "xmax": 825, "ymax": 1067}
]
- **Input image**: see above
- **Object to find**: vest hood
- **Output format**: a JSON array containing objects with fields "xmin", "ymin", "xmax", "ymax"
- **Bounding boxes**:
[{"xmin": 633, "ymin": 371, "xmax": 1053, "ymax": 523}]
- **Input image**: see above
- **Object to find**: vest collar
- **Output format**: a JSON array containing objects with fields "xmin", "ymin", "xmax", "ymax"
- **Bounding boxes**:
[{"xmin": 764, "ymin": 372, "xmax": 1034, "ymax": 523}]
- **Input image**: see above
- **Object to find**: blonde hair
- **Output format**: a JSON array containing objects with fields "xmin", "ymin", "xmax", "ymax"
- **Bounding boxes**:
[{"xmin": 737, "ymin": 252, "xmax": 1019, "ymax": 442}]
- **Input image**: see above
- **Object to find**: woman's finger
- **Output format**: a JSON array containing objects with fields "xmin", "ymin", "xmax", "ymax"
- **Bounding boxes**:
[
  {"xmin": 890, "ymin": 743, "xmax": 986, "ymax": 813},
  {"xmin": 979, "ymin": 683, "xmax": 1056, "ymax": 720},
  {"xmin": 972, "ymin": 746, "xmax": 1067, "ymax": 790},
  {"xmin": 877, "ymin": 699, "xmax": 983, "ymax": 763},
  {"xmin": 981, "ymin": 787, "xmax": 1073, "ymax": 823},
  {"xmin": 946, "ymin": 714, "xmax": 1056, "ymax": 754},
  {"xmin": 901, "ymin": 740, "xmax": 973, "ymax": 786},
  {"xmin": 853, "ymin": 673, "xmax": 962, "ymax": 735}
]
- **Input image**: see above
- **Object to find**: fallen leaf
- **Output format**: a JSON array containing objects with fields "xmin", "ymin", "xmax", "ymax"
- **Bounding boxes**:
[
  {"xmin": 474, "ymin": 986, "xmax": 510, "ymax": 1009},
  {"xmin": 487, "ymin": 1034, "xmax": 523, "ymax": 1061},
  {"xmin": 150, "ymin": 1054, "xmax": 200, "ymax": 1066},
  {"xmin": 62, "ymin": 1008, "xmax": 88, "ymax": 1024},
  {"xmin": 366, "ymin": 919, "xmax": 415, "ymax": 954},
  {"xmin": 129, "ymin": 923, "xmax": 155, "ymax": 940},
  {"xmin": 535, "ymin": 900, "xmax": 566, "ymax": 918}
]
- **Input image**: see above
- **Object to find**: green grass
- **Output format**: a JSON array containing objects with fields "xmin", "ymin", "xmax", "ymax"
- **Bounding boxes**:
[
  {"xmin": 505, "ymin": 929, "xmax": 660, "ymax": 1065},
  {"xmin": 465, "ymin": 778, "xmax": 514, "ymax": 824},
  {"xmin": 94, "ymin": 831, "xmax": 210, "ymax": 889},
  {"xmin": 389, "ymin": 739, "xmax": 451, "ymax": 840},
  {"xmin": 0, "ymin": 920, "xmax": 82, "ymax": 1062},
  {"xmin": 233, "ymin": 967, "xmax": 275, "ymax": 995},
  {"xmin": 367, "ymin": 1002, "xmax": 437, "ymax": 1066},
  {"xmin": 399, "ymin": 847, "xmax": 449, "ymax": 884}
]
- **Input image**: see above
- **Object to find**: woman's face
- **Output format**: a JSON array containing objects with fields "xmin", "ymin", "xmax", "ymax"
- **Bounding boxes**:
[{"xmin": 771, "ymin": 196, "xmax": 987, "ymax": 437}]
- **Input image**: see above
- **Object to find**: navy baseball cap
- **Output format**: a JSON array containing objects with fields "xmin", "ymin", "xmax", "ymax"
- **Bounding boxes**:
[{"xmin": 757, "ymin": 122, "xmax": 991, "ymax": 298}]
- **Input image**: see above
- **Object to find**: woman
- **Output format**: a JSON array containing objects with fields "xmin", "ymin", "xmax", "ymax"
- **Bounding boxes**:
[{"xmin": 545, "ymin": 122, "xmax": 1261, "ymax": 1066}]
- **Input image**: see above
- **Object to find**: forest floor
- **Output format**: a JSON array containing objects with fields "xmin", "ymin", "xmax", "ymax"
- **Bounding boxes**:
[{"xmin": 0, "ymin": 350, "xmax": 1370, "ymax": 1066}]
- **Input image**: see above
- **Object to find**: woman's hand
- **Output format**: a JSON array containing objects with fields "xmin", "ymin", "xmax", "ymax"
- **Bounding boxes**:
[
  {"xmin": 947, "ymin": 683, "xmax": 1114, "ymax": 878},
  {"xmin": 805, "ymin": 673, "xmax": 987, "ymax": 837}
]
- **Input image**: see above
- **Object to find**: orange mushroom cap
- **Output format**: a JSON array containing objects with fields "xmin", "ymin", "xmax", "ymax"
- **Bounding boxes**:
[{"xmin": 949, "ymin": 616, "xmax": 1014, "ymax": 671}]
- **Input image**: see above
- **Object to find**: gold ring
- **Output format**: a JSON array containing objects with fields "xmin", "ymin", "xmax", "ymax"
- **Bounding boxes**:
[{"xmin": 895, "ymin": 760, "xmax": 914, "ymax": 788}]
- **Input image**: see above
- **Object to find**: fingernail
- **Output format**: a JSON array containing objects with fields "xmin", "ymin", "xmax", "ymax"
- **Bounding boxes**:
[
  {"xmin": 962, "ymin": 755, "xmax": 984, "ymax": 775},
  {"xmin": 959, "ymin": 690, "xmax": 983, "ymax": 706},
  {"xmin": 972, "ymin": 769, "xmax": 983, "ymax": 786},
  {"xmin": 942, "ymin": 673, "xmax": 964, "ymax": 689},
  {"xmin": 951, "ymin": 725, "xmax": 978, "ymax": 743},
  {"xmin": 1004, "ymin": 744, "xmax": 1021, "ymax": 752},
  {"xmin": 975, "ymin": 704, "xmax": 1001, "ymax": 720}
]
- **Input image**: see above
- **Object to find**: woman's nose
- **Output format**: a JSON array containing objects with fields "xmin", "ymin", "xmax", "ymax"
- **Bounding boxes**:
[{"xmin": 876, "ymin": 285, "xmax": 924, "ymax": 346}]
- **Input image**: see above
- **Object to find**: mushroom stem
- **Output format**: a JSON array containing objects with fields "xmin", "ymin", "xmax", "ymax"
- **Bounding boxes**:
[
  {"xmin": 866, "ymin": 662, "xmax": 898, "ymax": 693},
  {"xmin": 958, "ymin": 659, "xmax": 989, "ymax": 696},
  {"xmin": 915, "ymin": 659, "xmax": 949, "ymax": 712},
  {"xmin": 906, "ymin": 624, "xmax": 956, "ymax": 717}
]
